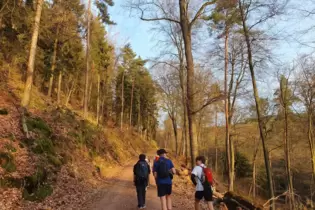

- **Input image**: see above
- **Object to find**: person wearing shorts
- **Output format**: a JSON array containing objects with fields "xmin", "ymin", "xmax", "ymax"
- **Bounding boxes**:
[
  {"xmin": 153, "ymin": 149, "xmax": 176, "ymax": 210},
  {"xmin": 191, "ymin": 156, "xmax": 214, "ymax": 210}
]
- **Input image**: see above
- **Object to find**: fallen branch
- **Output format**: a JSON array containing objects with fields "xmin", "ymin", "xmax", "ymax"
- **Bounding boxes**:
[{"xmin": 263, "ymin": 191, "xmax": 288, "ymax": 208}]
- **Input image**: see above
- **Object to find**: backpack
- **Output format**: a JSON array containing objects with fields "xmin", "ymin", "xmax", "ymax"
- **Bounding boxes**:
[
  {"xmin": 135, "ymin": 161, "xmax": 149, "ymax": 181},
  {"xmin": 157, "ymin": 159, "xmax": 169, "ymax": 178},
  {"xmin": 199, "ymin": 166, "xmax": 213, "ymax": 186}
]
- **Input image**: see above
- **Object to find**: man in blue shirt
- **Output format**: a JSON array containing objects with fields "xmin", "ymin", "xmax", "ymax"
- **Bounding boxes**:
[{"xmin": 153, "ymin": 149, "xmax": 176, "ymax": 210}]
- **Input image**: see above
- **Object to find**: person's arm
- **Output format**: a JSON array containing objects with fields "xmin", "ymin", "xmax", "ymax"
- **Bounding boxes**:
[
  {"xmin": 191, "ymin": 167, "xmax": 198, "ymax": 185},
  {"xmin": 147, "ymin": 163, "xmax": 151, "ymax": 174},
  {"xmin": 191, "ymin": 174, "xmax": 197, "ymax": 185},
  {"xmin": 153, "ymin": 162, "xmax": 158, "ymax": 179},
  {"xmin": 170, "ymin": 160, "xmax": 176, "ymax": 174},
  {"xmin": 133, "ymin": 165, "xmax": 136, "ymax": 185}
]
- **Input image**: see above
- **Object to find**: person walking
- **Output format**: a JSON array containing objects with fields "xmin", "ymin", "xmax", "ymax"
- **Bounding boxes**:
[
  {"xmin": 134, "ymin": 154, "xmax": 151, "ymax": 209},
  {"xmin": 191, "ymin": 156, "xmax": 215, "ymax": 210},
  {"xmin": 153, "ymin": 149, "xmax": 176, "ymax": 210}
]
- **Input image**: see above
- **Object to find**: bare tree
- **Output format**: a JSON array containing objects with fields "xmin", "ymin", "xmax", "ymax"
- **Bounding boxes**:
[
  {"xmin": 158, "ymin": 70, "xmax": 180, "ymax": 156},
  {"xmin": 277, "ymin": 73, "xmax": 295, "ymax": 209},
  {"xmin": 127, "ymin": 0, "xmax": 221, "ymax": 166},
  {"xmin": 238, "ymin": 0, "xmax": 287, "ymax": 208},
  {"xmin": 296, "ymin": 56, "xmax": 315, "ymax": 191},
  {"xmin": 151, "ymin": 20, "xmax": 189, "ymax": 161}
]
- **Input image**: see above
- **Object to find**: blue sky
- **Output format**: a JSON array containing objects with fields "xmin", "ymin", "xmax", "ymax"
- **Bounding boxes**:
[{"xmin": 107, "ymin": 0, "xmax": 156, "ymax": 60}]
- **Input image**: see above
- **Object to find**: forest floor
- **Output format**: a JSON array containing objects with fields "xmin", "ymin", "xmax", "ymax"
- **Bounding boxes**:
[{"xmin": 82, "ymin": 153, "xmax": 200, "ymax": 210}]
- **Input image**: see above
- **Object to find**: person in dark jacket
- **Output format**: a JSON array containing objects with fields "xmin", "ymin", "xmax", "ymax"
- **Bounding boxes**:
[{"xmin": 134, "ymin": 154, "xmax": 151, "ymax": 209}]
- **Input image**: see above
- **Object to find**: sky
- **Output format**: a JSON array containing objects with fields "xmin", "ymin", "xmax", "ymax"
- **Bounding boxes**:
[
  {"xmin": 107, "ymin": 0, "xmax": 156, "ymax": 60},
  {"xmin": 103, "ymin": 0, "xmax": 315, "ymax": 124}
]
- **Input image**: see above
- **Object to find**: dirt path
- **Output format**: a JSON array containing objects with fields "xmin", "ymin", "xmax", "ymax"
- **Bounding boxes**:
[{"xmin": 86, "ymin": 155, "xmax": 162, "ymax": 210}]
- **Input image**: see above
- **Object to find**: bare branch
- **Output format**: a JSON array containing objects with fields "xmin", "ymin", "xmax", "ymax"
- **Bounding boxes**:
[
  {"xmin": 126, "ymin": 0, "xmax": 180, "ymax": 24},
  {"xmin": 192, "ymin": 94, "xmax": 225, "ymax": 115},
  {"xmin": 190, "ymin": 0, "xmax": 216, "ymax": 27}
]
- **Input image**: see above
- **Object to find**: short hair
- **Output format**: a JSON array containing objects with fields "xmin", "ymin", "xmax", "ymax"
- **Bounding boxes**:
[
  {"xmin": 139, "ymin": 154, "xmax": 146, "ymax": 161},
  {"xmin": 156, "ymin": 149, "xmax": 160, "ymax": 155},
  {"xmin": 196, "ymin": 156, "xmax": 206, "ymax": 164}
]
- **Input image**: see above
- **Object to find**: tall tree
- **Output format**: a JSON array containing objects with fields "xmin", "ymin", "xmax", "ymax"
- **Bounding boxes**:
[
  {"xmin": 237, "ymin": 0, "xmax": 286, "ymax": 207},
  {"xmin": 127, "ymin": 0, "xmax": 222, "ymax": 166},
  {"xmin": 21, "ymin": 0, "xmax": 44, "ymax": 108},
  {"xmin": 296, "ymin": 56, "xmax": 315, "ymax": 197},
  {"xmin": 208, "ymin": 0, "xmax": 241, "ymax": 191},
  {"xmin": 277, "ymin": 74, "xmax": 295, "ymax": 209},
  {"xmin": 84, "ymin": 0, "xmax": 92, "ymax": 118}
]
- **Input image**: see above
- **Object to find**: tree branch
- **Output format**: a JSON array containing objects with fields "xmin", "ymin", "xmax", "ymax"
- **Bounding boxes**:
[
  {"xmin": 190, "ymin": 0, "xmax": 216, "ymax": 27},
  {"xmin": 192, "ymin": 94, "xmax": 225, "ymax": 115},
  {"xmin": 136, "ymin": 4, "xmax": 180, "ymax": 24}
]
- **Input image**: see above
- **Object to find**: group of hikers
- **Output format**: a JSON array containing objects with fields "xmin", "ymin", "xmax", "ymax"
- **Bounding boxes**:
[{"xmin": 133, "ymin": 148, "xmax": 217, "ymax": 210}]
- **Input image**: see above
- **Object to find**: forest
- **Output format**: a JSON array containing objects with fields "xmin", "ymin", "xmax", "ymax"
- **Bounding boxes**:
[{"xmin": 0, "ymin": 0, "xmax": 315, "ymax": 209}]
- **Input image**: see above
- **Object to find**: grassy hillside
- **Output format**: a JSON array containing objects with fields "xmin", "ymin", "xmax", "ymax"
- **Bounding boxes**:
[{"xmin": 0, "ymin": 79, "xmax": 157, "ymax": 209}]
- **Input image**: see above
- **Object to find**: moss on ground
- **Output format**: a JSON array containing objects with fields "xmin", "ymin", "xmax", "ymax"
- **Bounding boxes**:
[
  {"xmin": 0, "ymin": 152, "xmax": 16, "ymax": 173},
  {"xmin": 47, "ymin": 154, "xmax": 62, "ymax": 167},
  {"xmin": 26, "ymin": 117, "xmax": 52, "ymax": 137},
  {"xmin": 0, "ymin": 177, "xmax": 23, "ymax": 188},
  {"xmin": 0, "ymin": 108, "xmax": 8, "ymax": 115},
  {"xmin": 32, "ymin": 138, "xmax": 55, "ymax": 155},
  {"xmin": 5, "ymin": 143, "xmax": 17, "ymax": 153},
  {"xmin": 22, "ymin": 184, "xmax": 53, "ymax": 202}
]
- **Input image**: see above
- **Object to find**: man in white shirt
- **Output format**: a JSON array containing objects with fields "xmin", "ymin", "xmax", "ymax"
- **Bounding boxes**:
[{"xmin": 191, "ymin": 156, "xmax": 214, "ymax": 210}]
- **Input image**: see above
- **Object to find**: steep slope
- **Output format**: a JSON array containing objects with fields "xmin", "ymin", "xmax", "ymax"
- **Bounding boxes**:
[{"xmin": 0, "ymin": 85, "xmax": 156, "ymax": 210}]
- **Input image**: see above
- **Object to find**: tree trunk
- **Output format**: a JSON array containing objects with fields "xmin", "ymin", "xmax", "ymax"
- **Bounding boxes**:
[
  {"xmin": 48, "ymin": 28, "xmax": 59, "ymax": 97},
  {"xmin": 239, "ymin": 1, "xmax": 275, "ymax": 209},
  {"xmin": 97, "ymin": 73, "xmax": 100, "ymax": 125},
  {"xmin": 21, "ymin": 0, "xmax": 44, "ymax": 108},
  {"xmin": 283, "ymin": 101, "xmax": 294, "ymax": 209},
  {"xmin": 88, "ymin": 78, "xmax": 93, "ymax": 105},
  {"xmin": 65, "ymin": 78, "xmax": 76, "ymax": 107},
  {"xmin": 170, "ymin": 114, "xmax": 178, "ymax": 156},
  {"xmin": 180, "ymin": 63, "xmax": 189, "ymax": 163},
  {"xmin": 129, "ymin": 78, "xmax": 135, "ymax": 127},
  {"xmin": 253, "ymin": 157, "xmax": 256, "ymax": 199},
  {"xmin": 138, "ymin": 94, "xmax": 141, "ymax": 132},
  {"xmin": 230, "ymin": 135, "xmax": 235, "ymax": 189},
  {"xmin": 57, "ymin": 70, "xmax": 62, "ymax": 105},
  {"xmin": 215, "ymin": 110, "xmax": 218, "ymax": 173},
  {"xmin": 120, "ymin": 71, "xmax": 125, "ymax": 130},
  {"xmin": 224, "ymin": 27, "xmax": 233, "ymax": 192},
  {"xmin": 308, "ymin": 112, "xmax": 315, "ymax": 185},
  {"xmin": 84, "ymin": 0, "xmax": 91, "ymax": 118},
  {"xmin": 179, "ymin": 0, "xmax": 198, "ymax": 167}
]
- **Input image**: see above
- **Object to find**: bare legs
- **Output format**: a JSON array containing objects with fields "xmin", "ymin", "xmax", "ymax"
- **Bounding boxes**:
[
  {"xmin": 195, "ymin": 199, "xmax": 200, "ymax": 210},
  {"xmin": 207, "ymin": 201, "xmax": 214, "ymax": 210},
  {"xmin": 160, "ymin": 195, "xmax": 172, "ymax": 210},
  {"xmin": 195, "ymin": 199, "xmax": 214, "ymax": 210},
  {"xmin": 166, "ymin": 195, "xmax": 172, "ymax": 210},
  {"xmin": 160, "ymin": 196, "xmax": 167, "ymax": 210}
]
